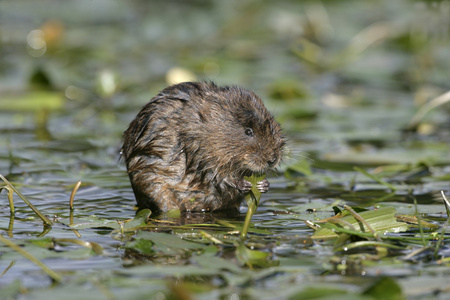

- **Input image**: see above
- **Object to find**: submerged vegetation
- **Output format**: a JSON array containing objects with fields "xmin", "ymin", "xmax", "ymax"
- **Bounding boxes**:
[{"xmin": 1, "ymin": 0, "xmax": 450, "ymax": 299}]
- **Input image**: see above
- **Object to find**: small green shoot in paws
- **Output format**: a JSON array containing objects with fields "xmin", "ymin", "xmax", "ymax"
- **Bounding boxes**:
[{"xmin": 240, "ymin": 173, "xmax": 265, "ymax": 239}]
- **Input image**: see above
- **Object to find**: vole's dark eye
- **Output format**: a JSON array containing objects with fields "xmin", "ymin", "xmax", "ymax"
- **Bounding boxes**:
[{"xmin": 245, "ymin": 128, "xmax": 254, "ymax": 137}]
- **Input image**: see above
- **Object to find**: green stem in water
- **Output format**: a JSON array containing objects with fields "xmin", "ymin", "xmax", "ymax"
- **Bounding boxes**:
[
  {"xmin": 0, "ymin": 174, "xmax": 53, "ymax": 226},
  {"xmin": 0, "ymin": 235, "xmax": 62, "ymax": 283},
  {"xmin": 69, "ymin": 180, "xmax": 82, "ymax": 210},
  {"xmin": 241, "ymin": 191, "xmax": 257, "ymax": 239}
]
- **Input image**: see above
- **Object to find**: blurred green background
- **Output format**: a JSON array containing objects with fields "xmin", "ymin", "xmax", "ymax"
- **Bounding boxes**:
[
  {"xmin": 1, "ymin": 0, "xmax": 449, "ymax": 157},
  {"xmin": 2, "ymin": 0, "xmax": 449, "ymax": 138}
]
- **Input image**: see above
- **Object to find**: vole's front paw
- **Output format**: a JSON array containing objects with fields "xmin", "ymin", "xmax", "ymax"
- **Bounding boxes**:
[
  {"xmin": 256, "ymin": 178, "xmax": 270, "ymax": 193},
  {"xmin": 236, "ymin": 179, "xmax": 252, "ymax": 193}
]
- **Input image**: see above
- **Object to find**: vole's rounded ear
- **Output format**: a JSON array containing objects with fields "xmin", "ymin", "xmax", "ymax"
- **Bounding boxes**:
[
  {"xmin": 160, "ymin": 82, "xmax": 200, "ymax": 102},
  {"xmin": 170, "ymin": 90, "xmax": 191, "ymax": 101}
]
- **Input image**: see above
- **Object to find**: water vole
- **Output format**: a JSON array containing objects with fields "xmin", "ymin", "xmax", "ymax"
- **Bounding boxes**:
[{"xmin": 122, "ymin": 82, "xmax": 284, "ymax": 213}]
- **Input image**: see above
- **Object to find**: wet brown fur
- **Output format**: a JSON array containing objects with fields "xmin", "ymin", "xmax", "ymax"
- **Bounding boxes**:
[{"xmin": 122, "ymin": 82, "xmax": 284, "ymax": 213}]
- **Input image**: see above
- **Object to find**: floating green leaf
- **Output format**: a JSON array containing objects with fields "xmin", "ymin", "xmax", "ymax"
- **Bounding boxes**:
[
  {"xmin": 363, "ymin": 276, "xmax": 405, "ymax": 300},
  {"xmin": 235, "ymin": 242, "xmax": 278, "ymax": 269},
  {"xmin": 128, "ymin": 231, "xmax": 205, "ymax": 255},
  {"xmin": 288, "ymin": 287, "xmax": 349, "ymax": 300},
  {"xmin": 311, "ymin": 207, "xmax": 409, "ymax": 239}
]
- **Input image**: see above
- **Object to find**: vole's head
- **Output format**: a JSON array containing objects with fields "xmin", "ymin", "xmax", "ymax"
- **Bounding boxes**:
[
  {"xmin": 222, "ymin": 86, "xmax": 284, "ymax": 175},
  {"xmin": 175, "ymin": 82, "xmax": 285, "ymax": 178}
]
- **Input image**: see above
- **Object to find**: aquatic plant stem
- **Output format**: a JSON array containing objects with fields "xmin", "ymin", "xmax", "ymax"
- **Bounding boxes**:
[
  {"xmin": 200, "ymin": 230, "xmax": 223, "ymax": 244},
  {"xmin": 408, "ymin": 90, "xmax": 450, "ymax": 130},
  {"xmin": 7, "ymin": 214, "xmax": 14, "ymax": 238},
  {"xmin": 0, "ymin": 260, "xmax": 15, "ymax": 278},
  {"xmin": 441, "ymin": 190, "xmax": 450, "ymax": 216},
  {"xmin": 0, "ymin": 174, "xmax": 53, "ymax": 226},
  {"xmin": 434, "ymin": 191, "xmax": 450, "ymax": 259},
  {"xmin": 0, "ymin": 235, "xmax": 62, "ymax": 282},
  {"xmin": 413, "ymin": 197, "xmax": 426, "ymax": 247},
  {"xmin": 240, "ymin": 174, "xmax": 265, "ymax": 239},
  {"xmin": 6, "ymin": 187, "xmax": 14, "ymax": 214},
  {"xmin": 69, "ymin": 180, "xmax": 82, "ymax": 210},
  {"xmin": 354, "ymin": 166, "xmax": 396, "ymax": 191},
  {"xmin": 241, "ymin": 196, "xmax": 256, "ymax": 239},
  {"xmin": 0, "ymin": 186, "xmax": 15, "ymax": 214}
]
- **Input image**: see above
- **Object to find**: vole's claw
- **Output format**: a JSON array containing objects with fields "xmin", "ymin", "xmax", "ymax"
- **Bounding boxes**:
[
  {"xmin": 256, "ymin": 178, "xmax": 270, "ymax": 193},
  {"xmin": 237, "ymin": 179, "xmax": 252, "ymax": 192}
]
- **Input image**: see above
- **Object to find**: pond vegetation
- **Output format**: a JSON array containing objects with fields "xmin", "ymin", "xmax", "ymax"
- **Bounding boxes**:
[{"xmin": 1, "ymin": 1, "xmax": 450, "ymax": 299}]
